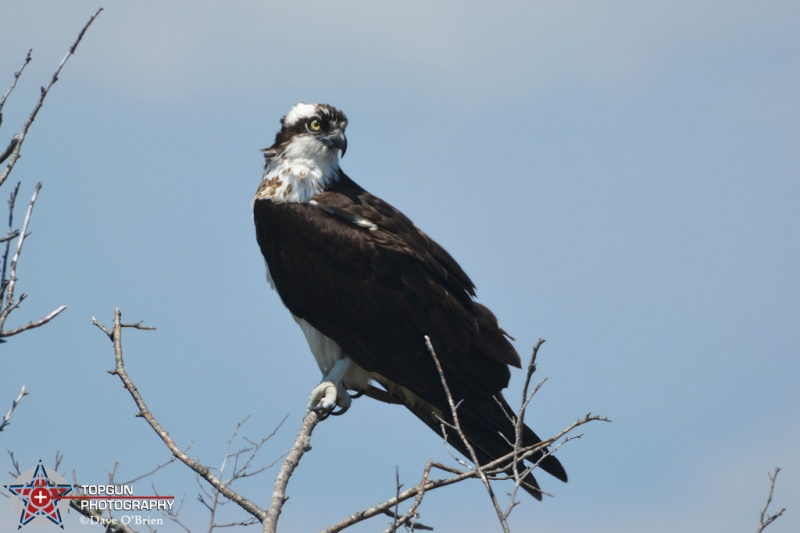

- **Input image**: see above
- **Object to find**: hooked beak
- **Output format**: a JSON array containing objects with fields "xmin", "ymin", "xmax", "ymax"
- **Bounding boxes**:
[{"xmin": 323, "ymin": 128, "xmax": 348, "ymax": 158}]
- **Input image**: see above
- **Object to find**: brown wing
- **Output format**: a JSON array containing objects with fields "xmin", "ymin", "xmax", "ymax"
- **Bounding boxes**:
[{"xmin": 253, "ymin": 172, "xmax": 566, "ymax": 491}]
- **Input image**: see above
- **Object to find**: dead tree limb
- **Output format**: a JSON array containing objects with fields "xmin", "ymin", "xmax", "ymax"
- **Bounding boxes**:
[
  {"xmin": 97, "ymin": 309, "xmax": 604, "ymax": 532},
  {"xmin": 0, "ymin": 8, "xmax": 103, "ymax": 188},
  {"xmin": 757, "ymin": 467, "xmax": 786, "ymax": 533},
  {"xmin": 0, "ymin": 385, "xmax": 27, "ymax": 434},
  {"xmin": 0, "ymin": 9, "xmax": 103, "ymax": 339},
  {"xmin": 94, "ymin": 309, "xmax": 270, "ymax": 528}
]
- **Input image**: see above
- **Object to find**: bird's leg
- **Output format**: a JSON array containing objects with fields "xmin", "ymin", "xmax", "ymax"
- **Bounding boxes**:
[{"xmin": 308, "ymin": 357, "xmax": 353, "ymax": 414}]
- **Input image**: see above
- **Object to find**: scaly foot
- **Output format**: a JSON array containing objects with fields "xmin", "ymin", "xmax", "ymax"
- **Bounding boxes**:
[{"xmin": 307, "ymin": 358, "xmax": 354, "ymax": 414}]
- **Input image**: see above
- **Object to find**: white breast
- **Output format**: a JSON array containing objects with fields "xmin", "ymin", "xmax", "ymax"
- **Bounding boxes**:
[
  {"xmin": 293, "ymin": 316, "xmax": 373, "ymax": 391},
  {"xmin": 256, "ymin": 136, "xmax": 341, "ymax": 204}
]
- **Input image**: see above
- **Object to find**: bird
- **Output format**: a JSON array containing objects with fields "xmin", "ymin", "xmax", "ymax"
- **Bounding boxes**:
[{"xmin": 252, "ymin": 103, "xmax": 567, "ymax": 498}]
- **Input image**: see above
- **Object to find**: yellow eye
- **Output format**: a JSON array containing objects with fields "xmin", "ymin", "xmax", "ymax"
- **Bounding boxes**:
[{"xmin": 309, "ymin": 119, "xmax": 322, "ymax": 132}]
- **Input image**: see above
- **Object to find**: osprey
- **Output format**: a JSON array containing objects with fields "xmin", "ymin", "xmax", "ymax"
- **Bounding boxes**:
[{"xmin": 253, "ymin": 103, "xmax": 566, "ymax": 498}]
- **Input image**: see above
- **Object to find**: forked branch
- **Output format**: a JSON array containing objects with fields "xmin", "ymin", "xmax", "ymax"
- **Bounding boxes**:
[
  {"xmin": 0, "ymin": 385, "xmax": 27, "ymax": 434},
  {"xmin": 0, "ymin": 8, "xmax": 103, "ymax": 188},
  {"xmin": 0, "ymin": 9, "xmax": 101, "ymax": 338},
  {"xmin": 94, "ymin": 309, "xmax": 268, "ymax": 525},
  {"xmin": 96, "ymin": 310, "xmax": 604, "ymax": 532},
  {"xmin": 323, "ymin": 338, "xmax": 606, "ymax": 533},
  {"xmin": 757, "ymin": 467, "xmax": 786, "ymax": 532}
]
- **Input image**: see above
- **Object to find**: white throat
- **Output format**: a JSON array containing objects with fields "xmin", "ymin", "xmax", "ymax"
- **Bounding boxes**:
[{"xmin": 256, "ymin": 136, "xmax": 341, "ymax": 204}]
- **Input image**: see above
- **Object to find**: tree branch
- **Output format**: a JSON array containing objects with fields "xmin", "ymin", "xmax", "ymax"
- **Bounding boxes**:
[
  {"xmin": 94, "ymin": 308, "xmax": 269, "ymax": 525},
  {"xmin": 0, "ymin": 49, "xmax": 32, "ymax": 121},
  {"xmin": 383, "ymin": 462, "xmax": 433, "ymax": 533},
  {"xmin": 96, "ymin": 308, "xmax": 606, "ymax": 532},
  {"xmin": 263, "ymin": 409, "xmax": 325, "ymax": 533},
  {"xmin": 324, "ymin": 339, "xmax": 608, "ymax": 533},
  {"xmin": 0, "ymin": 304, "xmax": 66, "ymax": 338},
  {"xmin": 757, "ymin": 467, "xmax": 786, "ymax": 533},
  {"xmin": 1, "ymin": 183, "xmax": 20, "ymax": 296},
  {"xmin": 0, "ymin": 385, "xmax": 27, "ymax": 434},
  {"xmin": 0, "ymin": 183, "xmax": 67, "ymax": 336},
  {"xmin": 0, "ymin": 8, "xmax": 103, "ymax": 188},
  {"xmin": 423, "ymin": 335, "xmax": 510, "ymax": 531}
]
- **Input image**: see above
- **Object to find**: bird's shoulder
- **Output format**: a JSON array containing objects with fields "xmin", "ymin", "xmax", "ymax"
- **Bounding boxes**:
[{"xmin": 309, "ymin": 174, "xmax": 476, "ymax": 296}]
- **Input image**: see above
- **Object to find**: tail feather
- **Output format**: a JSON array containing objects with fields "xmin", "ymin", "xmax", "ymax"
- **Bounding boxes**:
[{"xmin": 385, "ymin": 380, "xmax": 566, "ymax": 499}]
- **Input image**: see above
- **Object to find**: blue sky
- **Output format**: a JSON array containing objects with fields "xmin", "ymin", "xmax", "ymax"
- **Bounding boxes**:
[{"xmin": 1, "ymin": 1, "xmax": 798, "ymax": 531}]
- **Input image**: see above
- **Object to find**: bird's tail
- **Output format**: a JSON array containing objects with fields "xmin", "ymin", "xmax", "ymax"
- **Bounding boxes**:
[{"xmin": 387, "ymin": 383, "xmax": 567, "ymax": 500}]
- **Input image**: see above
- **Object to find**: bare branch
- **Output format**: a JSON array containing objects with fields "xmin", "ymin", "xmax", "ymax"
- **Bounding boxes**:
[
  {"xmin": 0, "ymin": 385, "xmax": 27, "ymax": 434},
  {"xmin": 0, "ymin": 305, "xmax": 66, "ymax": 338},
  {"xmin": 91, "ymin": 315, "xmax": 113, "ymax": 338},
  {"xmin": 94, "ymin": 303, "xmax": 604, "ymax": 531},
  {"xmin": 382, "ymin": 462, "xmax": 433, "ymax": 533},
  {"xmin": 8, "ymin": 450, "xmax": 22, "ymax": 477},
  {"xmin": 160, "ymin": 492, "xmax": 193, "ymax": 532},
  {"xmin": 117, "ymin": 455, "xmax": 178, "ymax": 487},
  {"xmin": 263, "ymin": 409, "xmax": 325, "ymax": 533},
  {"xmin": 0, "ymin": 137, "xmax": 19, "ymax": 167},
  {"xmin": 53, "ymin": 451, "xmax": 63, "ymax": 472},
  {"xmin": 0, "ymin": 183, "xmax": 67, "ymax": 336},
  {"xmin": 0, "ymin": 8, "xmax": 103, "ymax": 188},
  {"xmin": 757, "ymin": 467, "xmax": 786, "ymax": 533},
  {"xmin": 323, "ymin": 341, "xmax": 608, "ymax": 533},
  {"xmin": 0, "ymin": 183, "xmax": 20, "ymax": 301},
  {"xmin": 0, "ymin": 229, "xmax": 19, "ymax": 243},
  {"xmin": 424, "ymin": 335, "xmax": 509, "ymax": 532},
  {"xmin": 0, "ymin": 49, "xmax": 32, "ymax": 117},
  {"xmin": 95, "ymin": 308, "xmax": 268, "ymax": 524},
  {"xmin": 506, "ymin": 339, "xmax": 547, "ymax": 511},
  {"xmin": 343, "ymin": 412, "xmax": 603, "ymax": 533},
  {"xmin": 200, "ymin": 414, "xmax": 285, "ymax": 530}
]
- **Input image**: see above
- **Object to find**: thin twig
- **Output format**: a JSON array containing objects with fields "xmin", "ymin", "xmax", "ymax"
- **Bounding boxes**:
[
  {"xmin": 382, "ymin": 461, "xmax": 434, "ymax": 533},
  {"xmin": 0, "ymin": 49, "xmax": 32, "ymax": 117},
  {"xmin": 1, "ymin": 182, "xmax": 40, "ymax": 310},
  {"xmin": 392, "ymin": 467, "xmax": 401, "ymax": 532},
  {"xmin": 0, "ymin": 8, "xmax": 103, "ymax": 188},
  {"xmin": 0, "ymin": 386, "xmax": 27, "ymax": 434},
  {"xmin": 117, "ymin": 455, "xmax": 178, "ymax": 486},
  {"xmin": 424, "ymin": 335, "xmax": 509, "ymax": 533},
  {"xmin": 757, "ymin": 467, "xmax": 786, "ymax": 532},
  {"xmin": 323, "ymin": 408, "xmax": 607, "ymax": 531},
  {"xmin": 206, "ymin": 415, "xmax": 269, "ymax": 531},
  {"xmin": 0, "ymin": 229, "xmax": 19, "ymax": 243},
  {"xmin": 506, "ymin": 339, "xmax": 547, "ymax": 511},
  {"xmin": 161, "ymin": 492, "xmax": 193, "ymax": 532},
  {"xmin": 0, "ymin": 305, "xmax": 66, "ymax": 338},
  {"xmin": 7, "ymin": 450, "xmax": 22, "ymax": 476},
  {"xmin": 0, "ymin": 183, "xmax": 67, "ymax": 336},
  {"xmin": 0, "ymin": 183, "xmax": 20, "ymax": 301}
]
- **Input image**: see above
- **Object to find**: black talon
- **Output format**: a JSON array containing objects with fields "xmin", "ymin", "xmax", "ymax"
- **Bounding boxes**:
[
  {"xmin": 329, "ymin": 404, "xmax": 349, "ymax": 416},
  {"xmin": 310, "ymin": 403, "xmax": 330, "ymax": 416},
  {"xmin": 348, "ymin": 390, "xmax": 364, "ymax": 399}
]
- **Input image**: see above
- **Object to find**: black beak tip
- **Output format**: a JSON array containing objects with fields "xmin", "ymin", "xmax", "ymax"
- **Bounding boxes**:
[{"xmin": 323, "ymin": 130, "xmax": 348, "ymax": 158}]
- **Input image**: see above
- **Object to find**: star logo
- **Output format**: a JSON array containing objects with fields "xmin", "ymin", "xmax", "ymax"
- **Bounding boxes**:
[{"xmin": 4, "ymin": 460, "xmax": 73, "ymax": 529}]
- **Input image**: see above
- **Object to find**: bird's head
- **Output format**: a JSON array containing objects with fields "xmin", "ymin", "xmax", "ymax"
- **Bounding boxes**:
[
  {"xmin": 264, "ymin": 103, "xmax": 348, "ymax": 164},
  {"xmin": 258, "ymin": 103, "xmax": 349, "ymax": 203}
]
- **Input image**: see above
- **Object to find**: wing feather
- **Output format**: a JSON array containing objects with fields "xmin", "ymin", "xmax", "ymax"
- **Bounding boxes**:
[{"xmin": 254, "ymin": 172, "xmax": 565, "ymax": 491}]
